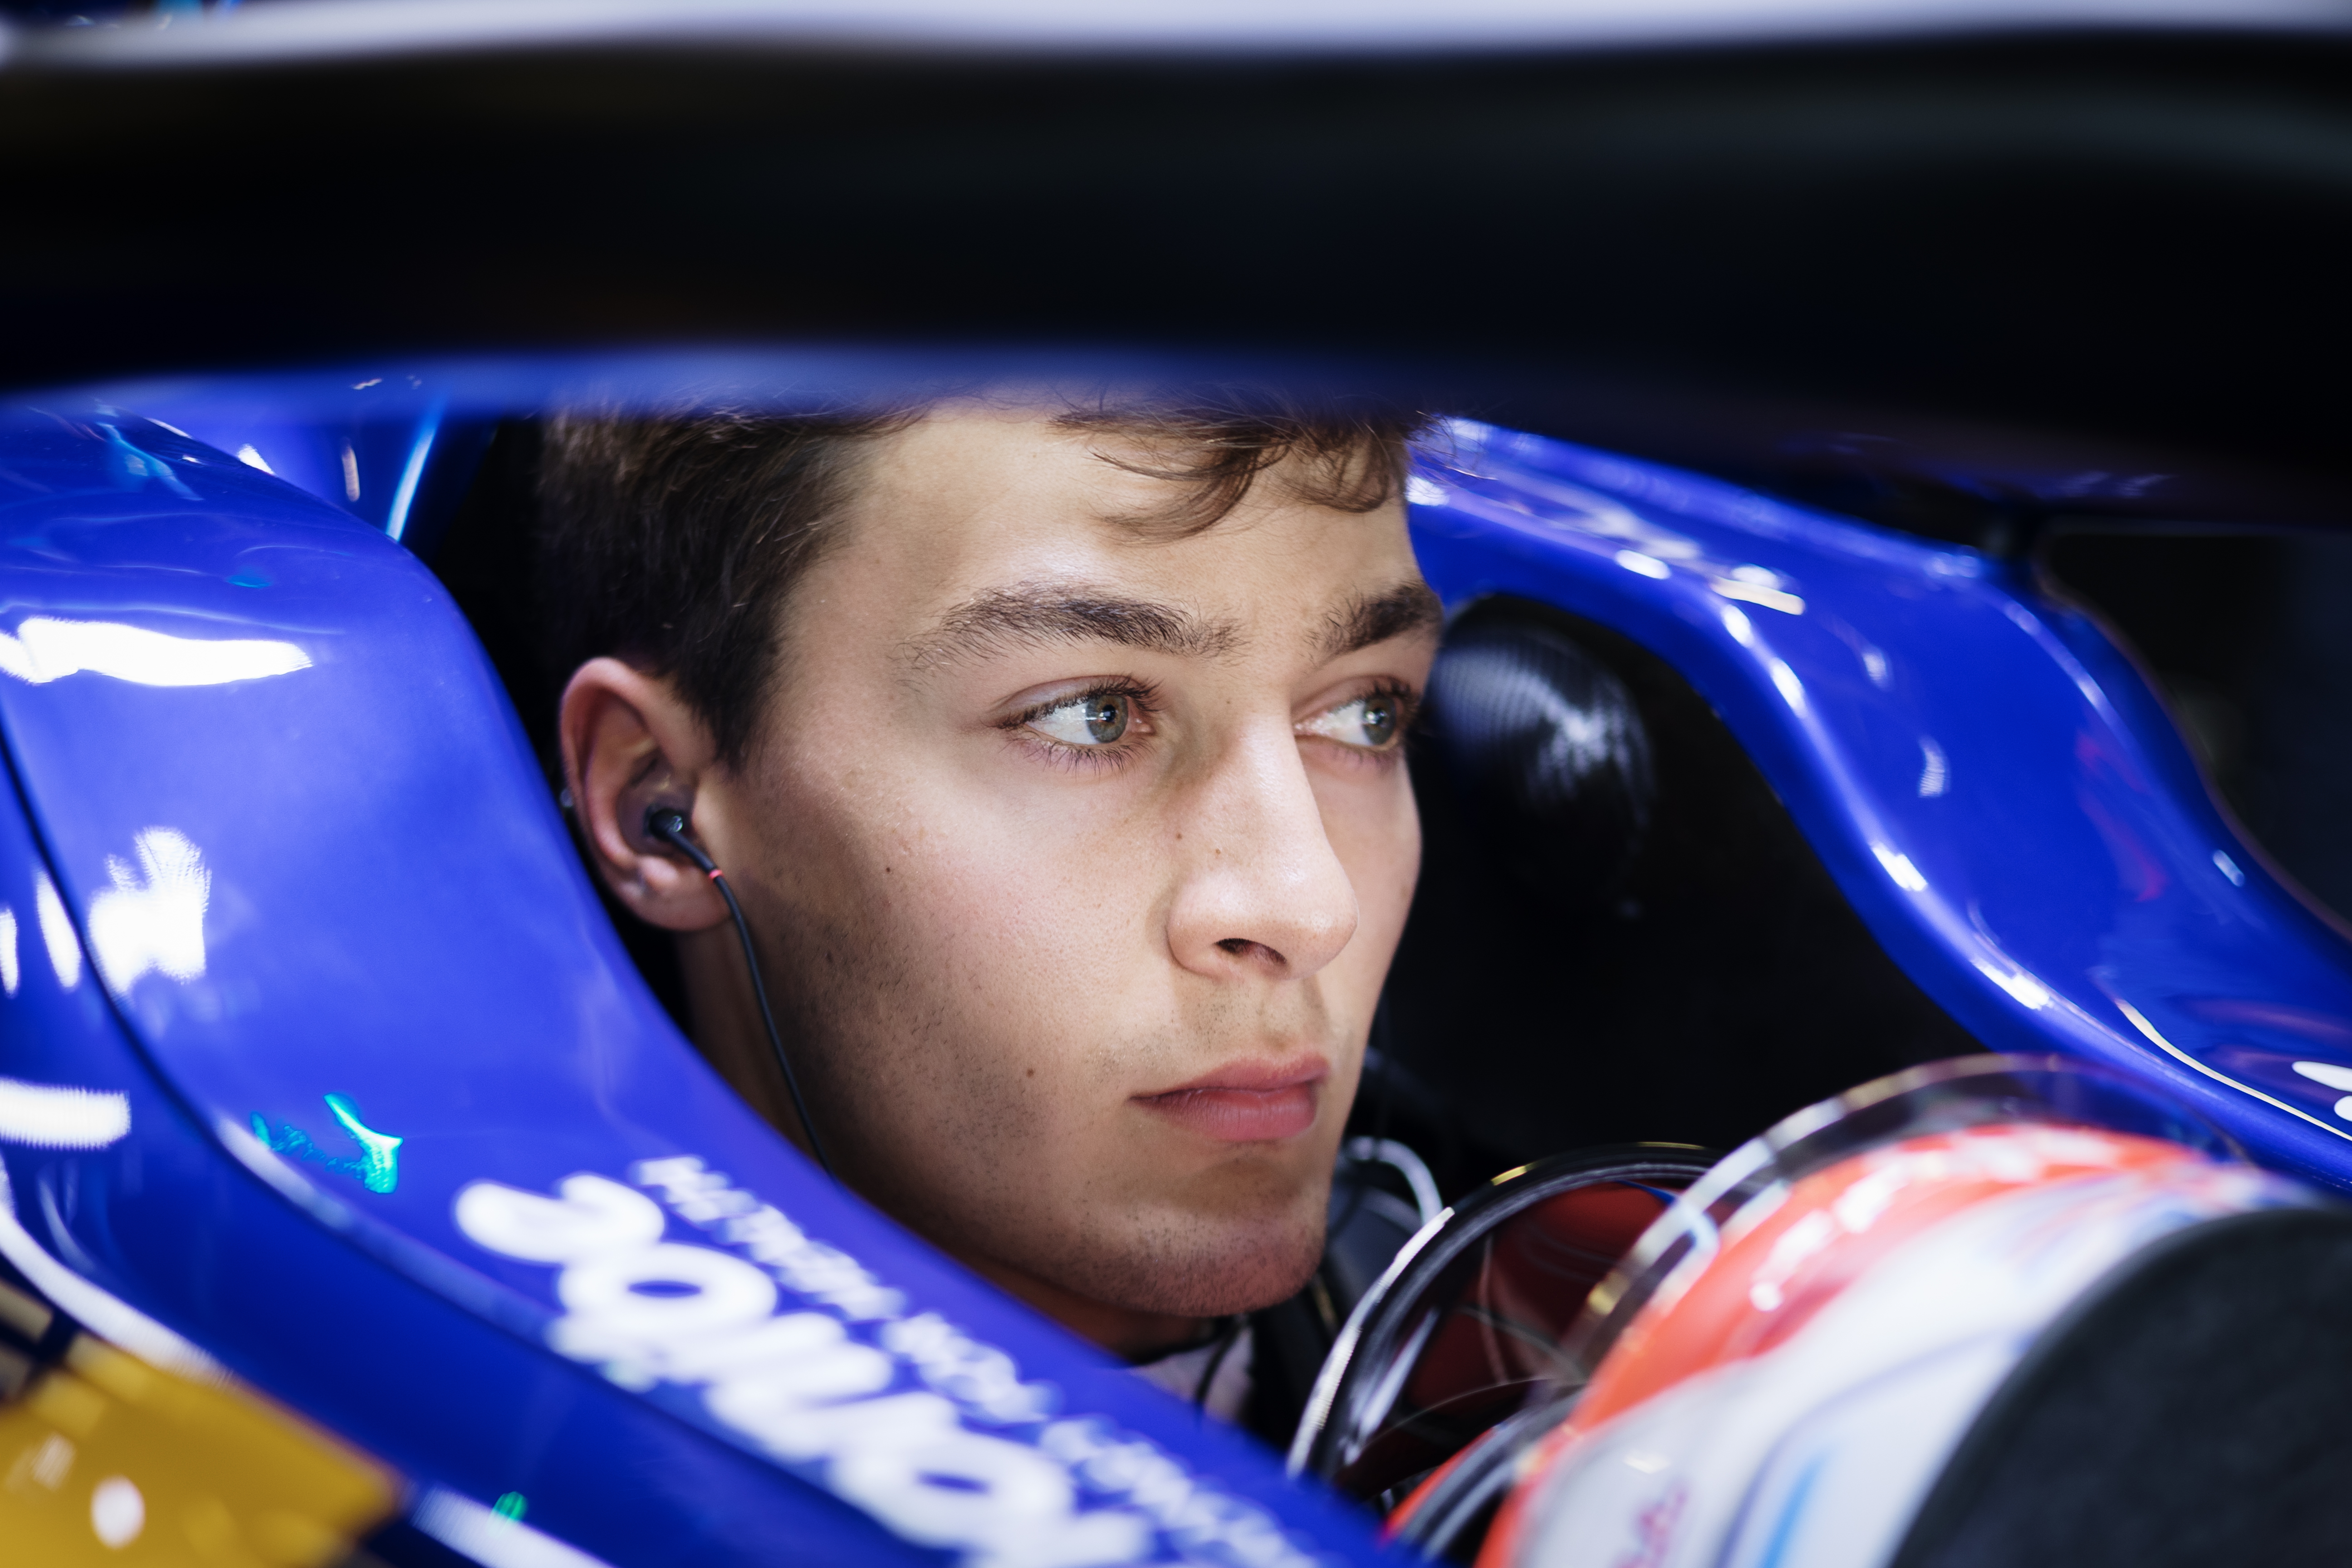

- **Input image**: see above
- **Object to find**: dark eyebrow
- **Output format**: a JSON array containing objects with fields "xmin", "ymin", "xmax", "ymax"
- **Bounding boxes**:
[
  {"xmin": 907, "ymin": 582, "xmax": 1240, "ymax": 671},
  {"xmin": 1316, "ymin": 580, "xmax": 1445, "ymax": 662}
]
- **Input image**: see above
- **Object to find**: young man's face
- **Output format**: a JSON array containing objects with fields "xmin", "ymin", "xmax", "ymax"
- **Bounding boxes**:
[{"xmin": 572, "ymin": 408, "xmax": 1438, "ymax": 1354}]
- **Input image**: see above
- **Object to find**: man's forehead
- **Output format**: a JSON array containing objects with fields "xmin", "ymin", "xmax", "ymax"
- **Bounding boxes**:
[
  {"xmin": 868, "ymin": 404, "xmax": 1155, "ymax": 514},
  {"xmin": 866, "ymin": 402, "xmax": 1405, "ymax": 543},
  {"xmin": 853, "ymin": 404, "xmax": 1436, "ymax": 671}
]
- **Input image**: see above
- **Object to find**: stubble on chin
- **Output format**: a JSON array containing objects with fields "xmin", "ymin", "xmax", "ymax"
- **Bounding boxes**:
[
  {"xmin": 834, "ymin": 1058, "xmax": 1338, "ymax": 1321},
  {"xmin": 1025, "ymin": 1175, "xmax": 1334, "ymax": 1319},
  {"xmin": 741, "ymin": 839, "xmax": 1338, "ymax": 1324},
  {"xmin": 832, "ymin": 1025, "xmax": 1339, "ymax": 1321}
]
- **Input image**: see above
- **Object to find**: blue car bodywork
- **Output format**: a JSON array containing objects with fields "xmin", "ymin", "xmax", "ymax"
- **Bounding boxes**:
[{"xmin": 0, "ymin": 359, "xmax": 2346, "ymax": 1567}]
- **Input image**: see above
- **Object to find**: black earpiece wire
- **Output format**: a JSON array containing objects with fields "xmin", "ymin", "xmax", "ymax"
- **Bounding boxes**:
[{"xmin": 645, "ymin": 806, "xmax": 837, "ymax": 1182}]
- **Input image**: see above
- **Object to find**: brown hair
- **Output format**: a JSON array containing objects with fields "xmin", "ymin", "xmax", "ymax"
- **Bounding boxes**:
[{"xmin": 535, "ymin": 393, "xmax": 1427, "ymax": 767}]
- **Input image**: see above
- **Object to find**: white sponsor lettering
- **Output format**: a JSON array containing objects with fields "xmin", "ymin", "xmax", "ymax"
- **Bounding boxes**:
[
  {"xmin": 453, "ymin": 1172, "xmax": 664, "ymax": 1262},
  {"xmin": 638, "ymin": 1156, "xmax": 906, "ymax": 1321},
  {"xmin": 455, "ymin": 1162, "xmax": 1331, "ymax": 1568},
  {"xmin": 1040, "ymin": 1421, "xmax": 1313, "ymax": 1568},
  {"xmin": 883, "ymin": 1312, "xmax": 1059, "ymax": 1426}
]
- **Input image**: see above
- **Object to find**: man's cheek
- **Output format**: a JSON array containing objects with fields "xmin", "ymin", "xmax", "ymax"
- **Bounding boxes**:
[
  {"xmin": 1328, "ymin": 784, "xmax": 1421, "ymax": 946},
  {"xmin": 879, "ymin": 882, "xmax": 1140, "ymax": 1127},
  {"xmin": 902, "ymin": 838, "xmax": 1153, "ymax": 1023}
]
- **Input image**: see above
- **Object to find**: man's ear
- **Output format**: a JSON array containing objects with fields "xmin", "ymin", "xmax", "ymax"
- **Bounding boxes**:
[{"xmin": 559, "ymin": 657, "xmax": 730, "ymax": 932}]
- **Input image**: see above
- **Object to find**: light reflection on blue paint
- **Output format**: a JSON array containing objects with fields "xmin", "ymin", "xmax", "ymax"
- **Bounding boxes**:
[
  {"xmin": 0, "ymin": 617, "xmax": 309, "ymax": 688},
  {"xmin": 0, "ymin": 1078, "xmax": 129, "ymax": 1149},
  {"xmin": 34, "ymin": 870, "xmax": 80, "ymax": 991},
  {"xmin": 1872, "ymin": 843, "xmax": 1929, "ymax": 894},
  {"xmin": 1919, "ymin": 737, "xmax": 1948, "ymax": 798},
  {"xmin": 97, "ymin": 424, "xmax": 198, "ymax": 500},
  {"xmin": 384, "ymin": 397, "xmax": 447, "ymax": 542},
  {"xmin": 1769, "ymin": 658, "xmax": 1806, "ymax": 714},
  {"xmin": 88, "ymin": 828, "xmax": 210, "ymax": 996}
]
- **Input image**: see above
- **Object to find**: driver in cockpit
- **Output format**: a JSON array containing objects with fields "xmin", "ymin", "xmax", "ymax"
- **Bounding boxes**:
[{"xmin": 538, "ymin": 395, "xmax": 1439, "ymax": 1443}]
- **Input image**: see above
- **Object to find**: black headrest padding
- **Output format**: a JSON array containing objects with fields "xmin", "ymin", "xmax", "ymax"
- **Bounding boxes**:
[{"xmin": 1426, "ymin": 607, "xmax": 1655, "ymax": 907}]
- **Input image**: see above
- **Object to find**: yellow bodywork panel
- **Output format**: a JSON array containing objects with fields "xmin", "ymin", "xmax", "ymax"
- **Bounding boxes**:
[{"xmin": 0, "ymin": 1333, "xmax": 398, "ymax": 1566}]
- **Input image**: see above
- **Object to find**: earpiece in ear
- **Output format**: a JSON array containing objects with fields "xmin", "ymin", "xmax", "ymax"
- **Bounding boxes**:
[
  {"xmin": 644, "ymin": 806, "xmax": 717, "ymax": 877},
  {"xmin": 634, "ymin": 801, "xmax": 835, "ymax": 1182}
]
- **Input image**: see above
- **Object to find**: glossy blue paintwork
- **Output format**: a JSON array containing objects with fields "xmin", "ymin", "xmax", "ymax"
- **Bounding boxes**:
[
  {"xmin": 1408, "ymin": 420, "xmax": 2352, "ymax": 1186},
  {"xmin": 0, "ymin": 778, "xmax": 909, "ymax": 1567},
  {"xmin": 127, "ymin": 376, "xmax": 489, "ymax": 546},
  {"xmin": 0, "ymin": 400, "xmax": 1385, "ymax": 1567},
  {"xmin": 0, "ymin": 361, "xmax": 2348, "ymax": 1566}
]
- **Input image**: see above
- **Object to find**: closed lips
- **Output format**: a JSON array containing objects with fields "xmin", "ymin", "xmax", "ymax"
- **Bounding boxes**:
[{"xmin": 1135, "ymin": 1061, "xmax": 1326, "ymax": 1143}]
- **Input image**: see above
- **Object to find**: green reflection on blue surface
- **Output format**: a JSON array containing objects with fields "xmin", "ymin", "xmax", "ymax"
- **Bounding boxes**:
[{"xmin": 250, "ymin": 1093, "xmax": 403, "ymax": 1194}]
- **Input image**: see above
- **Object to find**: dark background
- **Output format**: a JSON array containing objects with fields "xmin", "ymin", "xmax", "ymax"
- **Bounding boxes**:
[
  {"xmin": 1, "ymin": 20, "xmax": 2348, "ymax": 525},
  {"xmin": 2040, "ymin": 531, "xmax": 2352, "ymax": 928}
]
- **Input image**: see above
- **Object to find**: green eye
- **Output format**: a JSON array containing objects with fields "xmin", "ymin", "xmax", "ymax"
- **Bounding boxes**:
[
  {"xmin": 1302, "ymin": 691, "xmax": 1408, "ymax": 751},
  {"xmin": 1083, "ymin": 696, "xmax": 1127, "ymax": 742},
  {"xmin": 1032, "ymin": 692, "xmax": 1130, "ymax": 745}
]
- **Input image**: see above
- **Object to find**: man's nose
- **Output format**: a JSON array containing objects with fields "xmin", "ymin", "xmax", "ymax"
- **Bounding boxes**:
[{"xmin": 1164, "ymin": 724, "xmax": 1360, "ymax": 981}]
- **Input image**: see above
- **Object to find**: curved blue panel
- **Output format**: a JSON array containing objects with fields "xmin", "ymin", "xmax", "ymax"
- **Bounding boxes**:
[
  {"xmin": 0, "ymin": 404, "xmax": 1387, "ymax": 1568},
  {"xmin": 121, "ymin": 375, "xmax": 490, "ymax": 546},
  {"xmin": 0, "ymin": 776, "xmax": 927, "ymax": 1567},
  {"xmin": 7, "ymin": 363, "xmax": 2352, "ymax": 1566},
  {"xmin": 1408, "ymin": 421, "xmax": 2352, "ymax": 1189}
]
